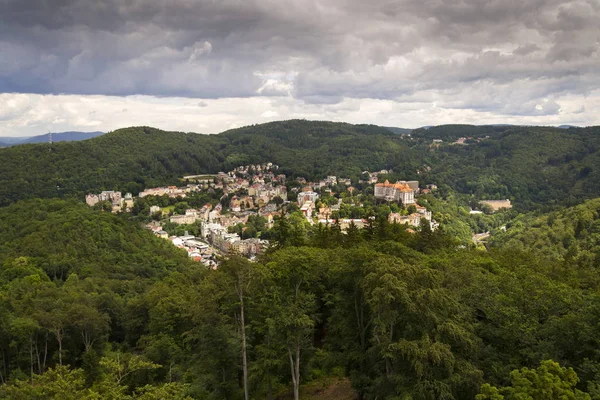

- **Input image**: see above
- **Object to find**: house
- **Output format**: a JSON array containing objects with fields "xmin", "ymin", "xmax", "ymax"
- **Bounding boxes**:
[{"xmin": 300, "ymin": 201, "xmax": 314, "ymax": 217}]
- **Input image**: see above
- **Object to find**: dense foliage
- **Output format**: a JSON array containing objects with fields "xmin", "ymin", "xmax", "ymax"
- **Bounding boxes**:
[
  {"xmin": 1, "ymin": 199, "xmax": 600, "ymax": 399},
  {"xmin": 490, "ymin": 198, "xmax": 600, "ymax": 284}
]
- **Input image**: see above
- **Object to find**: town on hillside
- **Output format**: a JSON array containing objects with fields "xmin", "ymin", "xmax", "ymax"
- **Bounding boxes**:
[{"xmin": 85, "ymin": 163, "xmax": 510, "ymax": 267}]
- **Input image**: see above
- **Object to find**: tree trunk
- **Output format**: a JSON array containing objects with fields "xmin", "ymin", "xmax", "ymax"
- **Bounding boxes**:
[
  {"xmin": 288, "ymin": 341, "xmax": 301, "ymax": 400},
  {"xmin": 0, "ymin": 349, "xmax": 5, "ymax": 384},
  {"xmin": 35, "ymin": 335, "xmax": 42, "ymax": 374},
  {"xmin": 295, "ymin": 342, "xmax": 300, "ymax": 400},
  {"xmin": 57, "ymin": 331, "xmax": 63, "ymax": 367},
  {"xmin": 43, "ymin": 334, "xmax": 48, "ymax": 371},
  {"xmin": 29, "ymin": 338, "xmax": 34, "ymax": 385},
  {"xmin": 239, "ymin": 285, "xmax": 249, "ymax": 400}
]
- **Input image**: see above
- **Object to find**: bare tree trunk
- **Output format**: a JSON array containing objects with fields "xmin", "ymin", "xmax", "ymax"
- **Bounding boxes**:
[
  {"xmin": 295, "ymin": 342, "xmax": 300, "ymax": 400},
  {"xmin": 43, "ymin": 334, "xmax": 48, "ymax": 371},
  {"xmin": 35, "ymin": 335, "xmax": 42, "ymax": 374},
  {"xmin": 57, "ymin": 331, "xmax": 63, "ymax": 367},
  {"xmin": 239, "ymin": 286, "xmax": 249, "ymax": 400},
  {"xmin": 29, "ymin": 338, "xmax": 34, "ymax": 385},
  {"xmin": 288, "ymin": 341, "xmax": 301, "ymax": 400},
  {"xmin": 0, "ymin": 349, "xmax": 5, "ymax": 384},
  {"xmin": 0, "ymin": 348, "xmax": 7, "ymax": 384},
  {"xmin": 288, "ymin": 349, "xmax": 297, "ymax": 400},
  {"xmin": 58, "ymin": 338, "xmax": 63, "ymax": 366}
]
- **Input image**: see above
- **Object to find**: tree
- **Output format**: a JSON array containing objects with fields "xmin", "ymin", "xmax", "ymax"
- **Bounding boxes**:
[
  {"xmin": 0, "ymin": 365, "xmax": 93, "ymax": 400},
  {"xmin": 263, "ymin": 248, "xmax": 321, "ymax": 400},
  {"xmin": 477, "ymin": 360, "xmax": 591, "ymax": 400},
  {"xmin": 218, "ymin": 256, "xmax": 260, "ymax": 400}
]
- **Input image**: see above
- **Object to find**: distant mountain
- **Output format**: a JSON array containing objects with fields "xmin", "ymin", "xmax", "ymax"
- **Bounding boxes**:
[
  {"xmin": 0, "ymin": 131, "xmax": 104, "ymax": 147},
  {"xmin": 23, "ymin": 131, "xmax": 105, "ymax": 144},
  {"xmin": 383, "ymin": 126, "xmax": 412, "ymax": 135},
  {"xmin": 0, "ymin": 137, "xmax": 32, "ymax": 147},
  {"xmin": 557, "ymin": 125, "xmax": 580, "ymax": 129}
]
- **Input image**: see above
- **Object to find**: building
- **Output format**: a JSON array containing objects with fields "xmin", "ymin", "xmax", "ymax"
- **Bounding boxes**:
[
  {"xmin": 170, "ymin": 214, "xmax": 196, "ymax": 225},
  {"xmin": 149, "ymin": 205, "xmax": 161, "ymax": 214},
  {"xmin": 297, "ymin": 190, "xmax": 319, "ymax": 205},
  {"xmin": 300, "ymin": 201, "xmax": 314, "ymax": 217},
  {"xmin": 374, "ymin": 180, "xmax": 416, "ymax": 204},
  {"xmin": 86, "ymin": 191, "xmax": 123, "ymax": 208}
]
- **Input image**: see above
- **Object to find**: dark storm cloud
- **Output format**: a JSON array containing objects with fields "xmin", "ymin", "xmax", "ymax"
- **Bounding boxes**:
[{"xmin": 0, "ymin": 0, "xmax": 598, "ymax": 115}]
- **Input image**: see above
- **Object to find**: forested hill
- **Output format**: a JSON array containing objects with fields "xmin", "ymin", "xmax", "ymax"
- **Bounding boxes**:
[
  {"xmin": 0, "ymin": 126, "xmax": 223, "ymax": 206},
  {"xmin": 1, "ymin": 120, "xmax": 600, "ymax": 210},
  {"xmin": 425, "ymin": 125, "xmax": 600, "ymax": 210},
  {"xmin": 0, "ymin": 122, "xmax": 413, "ymax": 207},
  {"xmin": 0, "ymin": 199, "xmax": 194, "ymax": 282},
  {"xmin": 490, "ymin": 197, "xmax": 600, "ymax": 271},
  {"xmin": 217, "ymin": 120, "xmax": 409, "ymax": 178}
]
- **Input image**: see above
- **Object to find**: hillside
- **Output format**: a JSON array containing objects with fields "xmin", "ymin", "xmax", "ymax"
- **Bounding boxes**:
[
  {"xmin": 0, "ymin": 126, "xmax": 223, "ymax": 206},
  {"xmin": 0, "ymin": 121, "xmax": 412, "ymax": 207},
  {"xmin": 489, "ymin": 197, "xmax": 600, "ymax": 269},
  {"xmin": 383, "ymin": 126, "xmax": 412, "ymax": 135},
  {"xmin": 0, "ymin": 199, "xmax": 193, "ymax": 282},
  {"xmin": 410, "ymin": 124, "xmax": 514, "ymax": 140},
  {"xmin": 420, "ymin": 125, "xmax": 600, "ymax": 210},
  {"xmin": 217, "ymin": 120, "xmax": 410, "ymax": 178},
  {"xmin": 1, "ymin": 120, "xmax": 600, "ymax": 211}
]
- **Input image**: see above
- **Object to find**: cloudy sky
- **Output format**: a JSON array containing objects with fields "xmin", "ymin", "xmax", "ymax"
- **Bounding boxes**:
[{"xmin": 1, "ymin": 0, "xmax": 599, "ymax": 137}]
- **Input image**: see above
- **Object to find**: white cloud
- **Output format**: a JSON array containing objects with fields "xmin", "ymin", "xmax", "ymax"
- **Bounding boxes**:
[
  {"xmin": 260, "ymin": 110, "xmax": 279, "ymax": 118},
  {"xmin": 1, "ymin": 91, "xmax": 599, "ymax": 138}
]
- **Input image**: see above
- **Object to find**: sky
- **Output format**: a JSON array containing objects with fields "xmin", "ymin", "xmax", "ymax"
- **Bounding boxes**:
[{"xmin": 1, "ymin": 0, "xmax": 599, "ymax": 137}]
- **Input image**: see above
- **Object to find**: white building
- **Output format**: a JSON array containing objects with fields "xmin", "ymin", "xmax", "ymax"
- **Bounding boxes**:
[
  {"xmin": 297, "ymin": 190, "xmax": 319, "ymax": 205},
  {"xmin": 374, "ymin": 180, "xmax": 415, "ymax": 204}
]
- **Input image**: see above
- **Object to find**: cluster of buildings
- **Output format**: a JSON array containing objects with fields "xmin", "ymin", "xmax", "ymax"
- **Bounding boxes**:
[
  {"xmin": 139, "ymin": 185, "xmax": 200, "ymax": 198},
  {"xmin": 360, "ymin": 170, "xmax": 392, "ymax": 184},
  {"xmin": 145, "ymin": 223, "xmax": 218, "ymax": 268},
  {"xmin": 87, "ymin": 164, "xmax": 444, "ymax": 265},
  {"xmin": 201, "ymin": 223, "xmax": 267, "ymax": 257},
  {"xmin": 85, "ymin": 191, "xmax": 134, "ymax": 212},
  {"xmin": 388, "ymin": 204, "xmax": 437, "ymax": 230}
]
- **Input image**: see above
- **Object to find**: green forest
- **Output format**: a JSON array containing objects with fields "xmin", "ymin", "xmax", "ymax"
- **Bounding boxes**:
[
  {"xmin": 1, "ymin": 120, "xmax": 600, "ymax": 399},
  {"xmin": 1, "ymin": 200, "xmax": 600, "ymax": 399}
]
